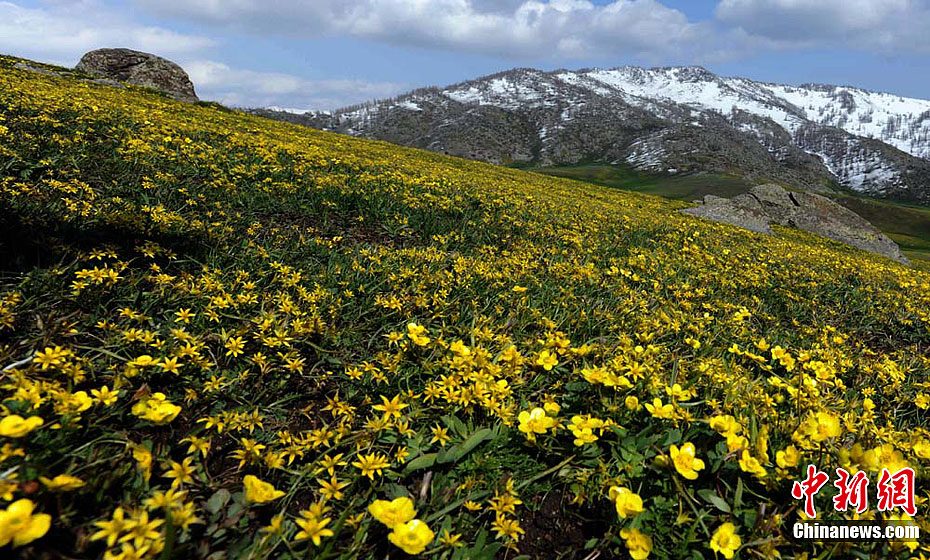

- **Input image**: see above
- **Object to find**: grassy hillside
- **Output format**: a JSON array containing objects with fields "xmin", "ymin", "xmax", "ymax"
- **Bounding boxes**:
[
  {"xmin": 524, "ymin": 163, "xmax": 755, "ymax": 201},
  {"xmin": 530, "ymin": 163, "xmax": 930, "ymax": 264},
  {"xmin": 835, "ymin": 196, "xmax": 930, "ymax": 262},
  {"xmin": 1, "ymin": 56, "xmax": 929, "ymax": 559}
]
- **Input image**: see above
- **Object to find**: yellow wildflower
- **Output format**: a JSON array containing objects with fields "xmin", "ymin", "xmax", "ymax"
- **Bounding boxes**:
[
  {"xmin": 517, "ymin": 407, "xmax": 556, "ymax": 441},
  {"xmin": 131, "ymin": 393, "xmax": 181, "ymax": 424},
  {"xmin": 368, "ymin": 497, "xmax": 416, "ymax": 528},
  {"xmin": 388, "ymin": 519, "xmax": 435, "ymax": 555},
  {"xmin": 243, "ymin": 475, "xmax": 285, "ymax": 504},
  {"xmin": 406, "ymin": 323, "xmax": 430, "ymax": 346},
  {"xmin": 620, "ymin": 527, "xmax": 653, "ymax": 560},
  {"xmin": 294, "ymin": 513, "xmax": 334, "ymax": 546},
  {"xmin": 0, "ymin": 499, "xmax": 51, "ymax": 547},
  {"xmin": 0, "ymin": 415, "xmax": 43, "ymax": 438},
  {"xmin": 39, "ymin": 475, "xmax": 85, "ymax": 491},
  {"xmin": 710, "ymin": 522, "xmax": 741, "ymax": 559},
  {"xmin": 535, "ymin": 350, "xmax": 558, "ymax": 371},
  {"xmin": 352, "ymin": 452, "xmax": 391, "ymax": 479},
  {"xmin": 670, "ymin": 442, "xmax": 705, "ymax": 480},
  {"xmin": 739, "ymin": 450, "xmax": 767, "ymax": 479},
  {"xmin": 609, "ymin": 486, "xmax": 644, "ymax": 519}
]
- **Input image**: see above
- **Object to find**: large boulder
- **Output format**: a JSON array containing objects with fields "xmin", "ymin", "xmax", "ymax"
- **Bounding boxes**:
[
  {"xmin": 682, "ymin": 184, "xmax": 909, "ymax": 265},
  {"xmin": 75, "ymin": 48, "xmax": 197, "ymax": 102}
]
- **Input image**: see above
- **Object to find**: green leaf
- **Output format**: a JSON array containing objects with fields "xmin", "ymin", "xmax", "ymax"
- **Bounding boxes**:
[
  {"xmin": 437, "ymin": 427, "xmax": 494, "ymax": 464},
  {"xmin": 402, "ymin": 453, "xmax": 438, "ymax": 473},
  {"xmin": 734, "ymin": 478, "xmax": 744, "ymax": 510},
  {"xmin": 697, "ymin": 489, "xmax": 731, "ymax": 513},
  {"xmin": 443, "ymin": 415, "xmax": 469, "ymax": 438},
  {"xmin": 206, "ymin": 489, "xmax": 231, "ymax": 515},
  {"xmin": 662, "ymin": 429, "xmax": 682, "ymax": 446}
]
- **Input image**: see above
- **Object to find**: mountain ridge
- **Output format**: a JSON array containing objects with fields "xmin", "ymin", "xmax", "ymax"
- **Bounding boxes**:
[{"xmin": 254, "ymin": 65, "xmax": 930, "ymax": 204}]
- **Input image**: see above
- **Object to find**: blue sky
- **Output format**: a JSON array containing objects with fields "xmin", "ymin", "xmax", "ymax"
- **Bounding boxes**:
[{"xmin": 2, "ymin": 1, "xmax": 930, "ymax": 110}]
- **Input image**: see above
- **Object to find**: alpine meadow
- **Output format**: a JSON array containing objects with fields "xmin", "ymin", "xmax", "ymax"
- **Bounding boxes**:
[{"xmin": 1, "ymin": 54, "xmax": 930, "ymax": 560}]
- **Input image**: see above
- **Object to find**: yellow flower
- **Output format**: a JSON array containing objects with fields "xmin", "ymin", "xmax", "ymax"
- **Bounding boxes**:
[
  {"xmin": 0, "ymin": 499, "xmax": 51, "ymax": 548},
  {"xmin": 710, "ymin": 522, "xmax": 742, "ymax": 559},
  {"xmin": 776, "ymin": 445, "xmax": 800, "ymax": 468},
  {"xmin": 569, "ymin": 415, "xmax": 604, "ymax": 446},
  {"xmin": 439, "ymin": 529, "xmax": 463, "ymax": 548},
  {"xmin": 430, "ymin": 425, "xmax": 451, "ymax": 446},
  {"xmin": 373, "ymin": 394, "xmax": 408, "ymax": 420},
  {"xmin": 609, "ymin": 486, "xmax": 643, "ymax": 519},
  {"xmin": 90, "ymin": 506, "xmax": 127, "ymax": 547},
  {"xmin": 91, "ymin": 386, "xmax": 120, "ymax": 406},
  {"xmin": 517, "ymin": 407, "xmax": 556, "ymax": 441},
  {"xmin": 709, "ymin": 415, "xmax": 741, "ymax": 436},
  {"xmin": 39, "ymin": 474, "xmax": 85, "ymax": 491},
  {"xmin": 620, "ymin": 527, "xmax": 653, "ymax": 560},
  {"xmin": 463, "ymin": 500, "xmax": 482, "ymax": 511},
  {"xmin": 645, "ymin": 398, "xmax": 675, "ymax": 419},
  {"xmin": 352, "ymin": 452, "xmax": 391, "ymax": 479},
  {"xmin": 0, "ymin": 415, "xmax": 43, "ymax": 438},
  {"xmin": 368, "ymin": 497, "xmax": 416, "ymax": 528},
  {"xmin": 260, "ymin": 514, "xmax": 285, "ymax": 536},
  {"xmin": 60, "ymin": 390, "xmax": 93, "ymax": 414},
  {"xmin": 738, "ymin": 450, "xmax": 767, "ymax": 479},
  {"xmin": 318, "ymin": 475, "xmax": 350, "ymax": 501},
  {"xmin": 243, "ymin": 475, "xmax": 285, "ymax": 504},
  {"xmin": 224, "ymin": 336, "xmax": 246, "ymax": 357},
  {"xmin": 670, "ymin": 442, "xmax": 705, "ymax": 480},
  {"xmin": 406, "ymin": 323, "xmax": 430, "ymax": 346},
  {"xmin": 294, "ymin": 513, "xmax": 334, "ymax": 546},
  {"xmin": 130, "ymin": 443, "xmax": 153, "ymax": 481},
  {"xmin": 625, "ymin": 396, "xmax": 640, "ymax": 410},
  {"xmin": 128, "ymin": 355, "xmax": 156, "ymax": 368},
  {"xmin": 913, "ymin": 440, "xmax": 930, "ymax": 460},
  {"xmin": 810, "ymin": 411, "xmax": 841, "ymax": 442},
  {"xmin": 163, "ymin": 457, "xmax": 197, "ymax": 488},
  {"xmin": 388, "ymin": 519, "xmax": 435, "ymax": 555},
  {"xmin": 535, "ymin": 350, "xmax": 558, "ymax": 371},
  {"xmin": 131, "ymin": 393, "xmax": 181, "ymax": 424}
]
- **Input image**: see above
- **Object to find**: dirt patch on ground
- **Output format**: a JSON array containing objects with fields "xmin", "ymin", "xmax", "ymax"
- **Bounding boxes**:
[{"xmin": 517, "ymin": 490, "xmax": 617, "ymax": 560}]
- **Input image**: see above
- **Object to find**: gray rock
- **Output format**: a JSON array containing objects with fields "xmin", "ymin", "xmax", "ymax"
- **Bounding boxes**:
[
  {"xmin": 682, "ymin": 184, "xmax": 910, "ymax": 265},
  {"xmin": 13, "ymin": 62, "xmax": 59, "ymax": 77},
  {"xmin": 681, "ymin": 195, "xmax": 772, "ymax": 234},
  {"xmin": 75, "ymin": 48, "xmax": 197, "ymax": 102}
]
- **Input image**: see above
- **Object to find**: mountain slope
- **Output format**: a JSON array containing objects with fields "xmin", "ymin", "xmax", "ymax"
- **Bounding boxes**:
[
  {"xmin": 2, "ymin": 54, "xmax": 930, "ymax": 560},
  {"xmin": 258, "ymin": 66, "xmax": 930, "ymax": 203}
]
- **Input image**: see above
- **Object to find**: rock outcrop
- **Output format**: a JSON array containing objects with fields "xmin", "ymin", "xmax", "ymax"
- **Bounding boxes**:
[
  {"xmin": 75, "ymin": 48, "xmax": 197, "ymax": 102},
  {"xmin": 681, "ymin": 184, "xmax": 909, "ymax": 265}
]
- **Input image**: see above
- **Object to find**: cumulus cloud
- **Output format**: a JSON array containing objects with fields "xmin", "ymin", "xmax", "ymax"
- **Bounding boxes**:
[
  {"xmin": 716, "ymin": 0, "xmax": 930, "ymax": 52},
  {"xmin": 0, "ymin": 1, "xmax": 405, "ymax": 109},
  {"xmin": 0, "ymin": 0, "xmax": 214, "ymax": 65},
  {"xmin": 7, "ymin": 0, "xmax": 927, "ymax": 110},
  {"xmin": 186, "ymin": 60, "xmax": 406, "ymax": 110},
  {"xmin": 133, "ymin": 0, "xmax": 727, "ymax": 61}
]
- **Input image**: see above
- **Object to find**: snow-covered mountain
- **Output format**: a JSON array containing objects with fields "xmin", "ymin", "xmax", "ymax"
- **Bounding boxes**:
[{"xmin": 254, "ymin": 66, "xmax": 930, "ymax": 203}]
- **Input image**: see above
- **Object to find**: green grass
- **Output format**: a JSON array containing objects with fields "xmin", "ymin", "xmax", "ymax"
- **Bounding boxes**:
[
  {"xmin": 835, "ymin": 196, "xmax": 930, "ymax": 259},
  {"xmin": 526, "ymin": 164, "xmax": 752, "ymax": 201}
]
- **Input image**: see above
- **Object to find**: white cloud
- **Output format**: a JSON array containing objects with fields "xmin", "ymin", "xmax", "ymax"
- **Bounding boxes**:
[
  {"xmin": 0, "ymin": 1, "xmax": 403, "ymax": 109},
  {"xmin": 0, "ymin": 1, "xmax": 214, "ymax": 65},
  {"xmin": 133, "ymin": 0, "xmax": 726, "ymax": 61},
  {"xmin": 185, "ymin": 60, "xmax": 407, "ymax": 110},
  {"xmin": 716, "ymin": 0, "xmax": 930, "ymax": 52}
]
